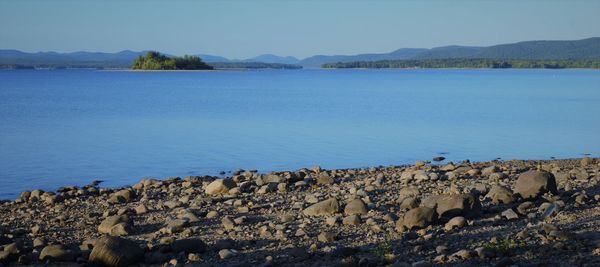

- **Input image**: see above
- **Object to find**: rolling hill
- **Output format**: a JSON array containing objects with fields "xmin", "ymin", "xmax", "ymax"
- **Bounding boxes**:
[{"xmin": 1, "ymin": 37, "xmax": 598, "ymax": 69}]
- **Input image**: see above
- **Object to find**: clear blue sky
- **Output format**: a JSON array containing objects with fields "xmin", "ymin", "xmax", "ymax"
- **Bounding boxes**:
[{"xmin": 1, "ymin": 0, "xmax": 599, "ymax": 59}]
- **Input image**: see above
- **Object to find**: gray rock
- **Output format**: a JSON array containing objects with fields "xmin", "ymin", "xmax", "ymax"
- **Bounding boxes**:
[
  {"xmin": 134, "ymin": 204, "xmax": 148, "ymax": 215},
  {"xmin": 33, "ymin": 238, "xmax": 45, "ymax": 248},
  {"xmin": 489, "ymin": 172, "xmax": 508, "ymax": 181},
  {"xmin": 399, "ymin": 187, "xmax": 420, "ymax": 200},
  {"xmin": 482, "ymin": 166, "xmax": 499, "ymax": 176},
  {"xmin": 0, "ymin": 243, "xmax": 19, "ymax": 264},
  {"xmin": 3, "ymin": 243, "xmax": 19, "ymax": 255},
  {"xmin": 219, "ymin": 249, "xmax": 237, "ymax": 259},
  {"xmin": 399, "ymin": 207, "xmax": 435, "ymax": 229},
  {"xmin": 318, "ymin": 232, "xmax": 336, "ymax": 243},
  {"xmin": 205, "ymin": 179, "xmax": 236, "ymax": 195},
  {"xmin": 344, "ymin": 199, "xmax": 368, "ymax": 215},
  {"xmin": 444, "ymin": 216, "xmax": 466, "ymax": 231},
  {"xmin": 501, "ymin": 208, "xmax": 519, "ymax": 220},
  {"xmin": 98, "ymin": 215, "xmax": 133, "ymax": 236},
  {"xmin": 164, "ymin": 219, "xmax": 189, "ymax": 233},
  {"xmin": 279, "ymin": 213, "xmax": 295, "ymax": 223},
  {"xmin": 581, "ymin": 157, "xmax": 594, "ymax": 167},
  {"xmin": 554, "ymin": 172, "xmax": 571, "ymax": 185},
  {"xmin": 517, "ymin": 201, "xmax": 535, "ymax": 215},
  {"xmin": 485, "ymin": 185, "xmax": 515, "ymax": 204},
  {"xmin": 514, "ymin": 170, "xmax": 557, "ymax": 199},
  {"xmin": 222, "ymin": 217, "xmax": 235, "ymax": 230},
  {"xmin": 88, "ymin": 236, "xmax": 144, "ymax": 267},
  {"xmin": 342, "ymin": 215, "xmax": 361, "ymax": 226},
  {"xmin": 317, "ymin": 173, "xmax": 334, "ymax": 185},
  {"xmin": 178, "ymin": 211, "xmax": 200, "ymax": 223},
  {"xmin": 541, "ymin": 203, "xmax": 559, "ymax": 218},
  {"xmin": 421, "ymin": 193, "xmax": 481, "ymax": 219},
  {"xmin": 303, "ymin": 198, "xmax": 340, "ymax": 216},
  {"xmin": 39, "ymin": 245, "xmax": 75, "ymax": 262},
  {"xmin": 433, "ymin": 156, "xmax": 446, "ymax": 162},
  {"xmin": 107, "ymin": 189, "xmax": 136, "ymax": 204},
  {"xmin": 400, "ymin": 197, "xmax": 419, "ymax": 210},
  {"xmin": 206, "ymin": 211, "xmax": 219, "ymax": 219},
  {"xmin": 0, "ymin": 250, "xmax": 13, "ymax": 264},
  {"xmin": 163, "ymin": 200, "xmax": 182, "ymax": 209},
  {"xmin": 326, "ymin": 216, "xmax": 339, "ymax": 226}
]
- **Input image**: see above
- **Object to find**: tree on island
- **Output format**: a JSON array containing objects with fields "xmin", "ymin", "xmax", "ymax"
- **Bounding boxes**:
[{"xmin": 132, "ymin": 51, "xmax": 214, "ymax": 70}]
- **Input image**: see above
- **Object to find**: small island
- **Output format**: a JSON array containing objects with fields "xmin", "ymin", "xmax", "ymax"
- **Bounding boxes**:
[{"xmin": 132, "ymin": 51, "xmax": 214, "ymax": 70}]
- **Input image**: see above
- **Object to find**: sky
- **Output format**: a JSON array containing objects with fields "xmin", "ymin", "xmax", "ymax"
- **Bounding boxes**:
[{"xmin": 1, "ymin": 0, "xmax": 599, "ymax": 59}]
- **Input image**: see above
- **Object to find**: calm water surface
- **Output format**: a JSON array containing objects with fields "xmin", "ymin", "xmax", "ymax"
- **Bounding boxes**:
[{"xmin": 1, "ymin": 69, "xmax": 599, "ymax": 198}]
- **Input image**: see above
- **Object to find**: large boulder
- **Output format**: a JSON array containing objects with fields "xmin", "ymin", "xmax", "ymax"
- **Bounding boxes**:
[
  {"xmin": 303, "ymin": 198, "xmax": 340, "ymax": 216},
  {"xmin": 422, "ymin": 193, "xmax": 481, "ymax": 219},
  {"xmin": 98, "ymin": 215, "xmax": 133, "ymax": 236},
  {"xmin": 344, "ymin": 199, "xmax": 368, "ymax": 215},
  {"xmin": 398, "ymin": 207, "xmax": 436, "ymax": 229},
  {"xmin": 514, "ymin": 170, "xmax": 558, "ymax": 199},
  {"xmin": 485, "ymin": 185, "xmax": 515, "ymax": 204},
  {"xmin": 205, "ymin": 179, "xmax": 236, "ymax": 195},
  {"xmin": 88, "ymin": 236, "xmax": 144, "ymax": 267}
]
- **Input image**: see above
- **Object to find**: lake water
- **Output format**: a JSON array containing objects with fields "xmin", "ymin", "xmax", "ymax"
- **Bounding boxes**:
[{"xmin": 1, "ymin": 69, "xmax": 599, "ymax": 199}]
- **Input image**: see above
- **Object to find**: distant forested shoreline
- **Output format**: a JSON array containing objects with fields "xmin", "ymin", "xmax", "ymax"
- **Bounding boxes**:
[
  {"xmin": 208, "ymin": 62, "xmax": 302, "ymax": 69},
  {"xmin": 322, "ymin": 58, "xmax": 600, "ymax": 69}
]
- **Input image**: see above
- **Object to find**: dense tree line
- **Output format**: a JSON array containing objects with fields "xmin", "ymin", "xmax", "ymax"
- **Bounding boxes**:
[
  {"xmin": 322, "ymin": 58, "xmax": 600, "ymax": 69},
  {"xmin": 0, "ymin": 64, "xmax": 35, "ymax": 69},
  {"xmin": 132, "ymin": 52, "xmax": 213, "ymax": 70}
]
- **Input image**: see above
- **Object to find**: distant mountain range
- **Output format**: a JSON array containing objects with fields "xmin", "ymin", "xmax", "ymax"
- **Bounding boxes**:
[
  {"xmin": 1, "ymin": 37, "xmax": 599, "ymax": 69},
  {"xmin": 0, "ymin": 49, "xmax": 149, "ymax": 68},
  {"xmin": 299, "ymin": 37, "xmax": 600, "ymax": 67}
]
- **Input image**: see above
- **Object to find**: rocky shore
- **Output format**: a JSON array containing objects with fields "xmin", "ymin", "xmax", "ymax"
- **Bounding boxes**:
[{"xmin": 1, "ymin": 158, "xmax": 600, "ymax": 266}]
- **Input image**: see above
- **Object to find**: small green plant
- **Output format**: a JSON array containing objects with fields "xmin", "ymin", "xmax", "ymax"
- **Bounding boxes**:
[
  {"xmin": 484, "ymin": 237, "xmax": 517, "ymax": 253},
  {"xmin": 372, "ymin": 240, "xmax": 395, "ymax": 263}
]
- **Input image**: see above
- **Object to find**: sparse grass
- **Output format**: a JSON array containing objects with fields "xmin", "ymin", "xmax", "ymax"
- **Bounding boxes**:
[
  {"xmin": 484, "ymin": 237, "xmax": 518, "ymax": 253},
  {"xmin": 372, "ymin": 239, "xmax": 394, "ymax": 263}
]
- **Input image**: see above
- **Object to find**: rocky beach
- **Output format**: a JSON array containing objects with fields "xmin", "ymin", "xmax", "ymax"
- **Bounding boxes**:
[{"xmin": 1, "ymin": 157, "xmax": 600, "ymax": 266}]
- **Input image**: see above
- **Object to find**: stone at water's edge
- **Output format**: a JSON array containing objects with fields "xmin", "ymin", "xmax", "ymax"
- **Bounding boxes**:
[
  {"xmin": 303, "ymin": 198, "xmax": 340, "ymax": 216},
  {"xmin": 514, "ymin": 170, "xmax": 558, "ymax": 199},
  {"xmin": 205, "ymin": 179, "xmax": 236, "ymax": 195},
  {"xmin": 88, "ymin": 236, "xmax": 144, "ymax": 267},
  {"xmin": 107, "ymin": 188, "xmax": 136, "ymax": 204}
]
